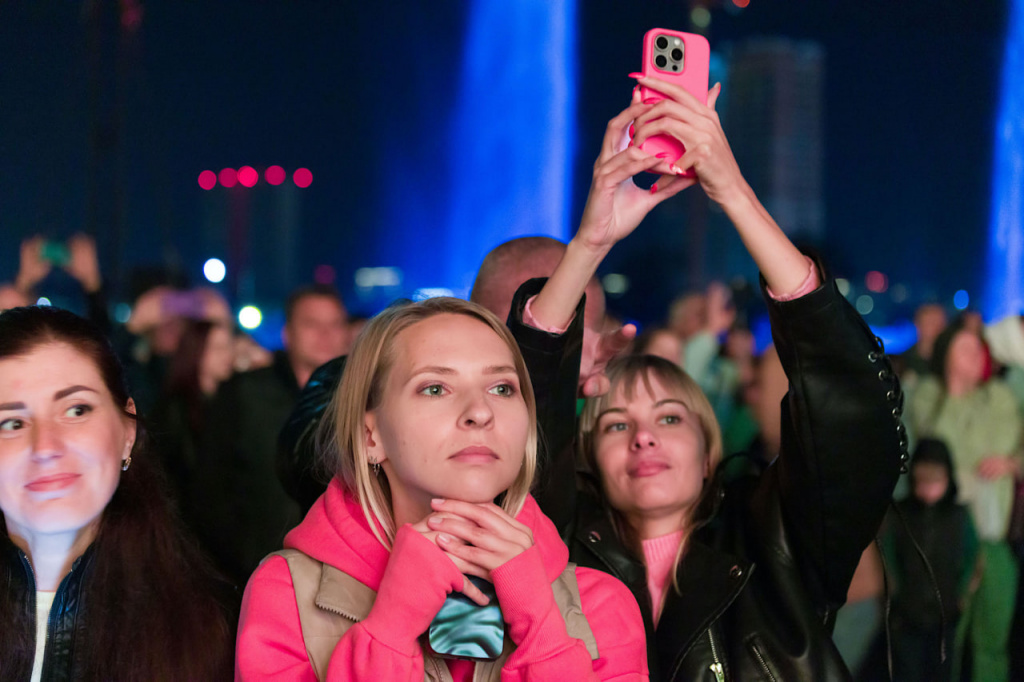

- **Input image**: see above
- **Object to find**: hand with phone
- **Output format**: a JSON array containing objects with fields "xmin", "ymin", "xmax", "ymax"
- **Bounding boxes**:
[{"xmin": 631, "ymin": 29, "xmax": 711, "ymax": 177}]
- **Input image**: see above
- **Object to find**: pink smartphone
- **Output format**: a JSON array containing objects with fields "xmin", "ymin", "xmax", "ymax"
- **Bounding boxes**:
[{"xmin": 635, "ymin": 28, "xmax": 710, "ymax": 174}]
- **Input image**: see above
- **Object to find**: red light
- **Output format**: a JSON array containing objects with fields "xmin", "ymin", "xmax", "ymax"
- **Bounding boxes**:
[
  {"xmin": 865, "ymin": 271, "xmax": 888, "ymax": 293},
  {"xmin": 218, "ymin": 168, "xmax": 238, "ymax": 188},
  {"xmin": 314, "ymin": 264, "xmax": 336, "ymax": 284},
  {"xmin": 265, "ymin": 165, "xmax": 286, "ymax": 185},
  {"xmin": 293, "ymin": 167, "xmax": 313, "ymax": 188},
  {"xmin": 238, "ymin": 166, "xmax": 258, "ymax": 188},
  {"xmin": 198, "ymin": 170, "xmax": 217, "ymax": 191},
  {"xmin": 733, "ymin": 0, "xmax": 750, "ymax": 6}
]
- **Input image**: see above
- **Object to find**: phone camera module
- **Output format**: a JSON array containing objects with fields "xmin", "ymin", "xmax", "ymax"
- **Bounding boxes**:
[{"xmin": 656, "ymin": 36, "xmax": 669, "ymax": 49}]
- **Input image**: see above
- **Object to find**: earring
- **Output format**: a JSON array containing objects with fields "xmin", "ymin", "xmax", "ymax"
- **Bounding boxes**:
[
  {"xmin": 121, "ymin": 455, "xmax": 132, "ymax": 472},
  {"xmin": 369, "ymin": 457, "xmax": 381, "ymax": 476}
]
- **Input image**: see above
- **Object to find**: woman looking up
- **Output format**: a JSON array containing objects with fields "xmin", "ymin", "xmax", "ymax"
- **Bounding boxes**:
[{"xmin": 512, "ymin": 74, "xmax": 904, "ymax": 680}]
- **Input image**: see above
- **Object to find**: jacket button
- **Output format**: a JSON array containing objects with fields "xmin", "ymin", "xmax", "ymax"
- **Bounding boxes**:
[
  {"xmin": 729, "ymin": 565, "xmax": 743, "ymax": 578},
  {"xmin": 588, "ymin": 531, "xmax": 601, "ymax": 543}
]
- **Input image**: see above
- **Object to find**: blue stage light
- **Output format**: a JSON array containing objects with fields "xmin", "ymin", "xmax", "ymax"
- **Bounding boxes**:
[
  {"xmin": 985, "ymin": 0, "xmax": 1024, "ymax": 321},
  {"xmin": 442, "ymin": 0, "xmax": 577, "ymax": 294}
]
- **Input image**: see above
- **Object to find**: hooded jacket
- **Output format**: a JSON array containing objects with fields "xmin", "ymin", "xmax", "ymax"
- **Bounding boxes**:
[{"xmin": 236, "ymin": 479, "xmax": 648, "ymax": 681}]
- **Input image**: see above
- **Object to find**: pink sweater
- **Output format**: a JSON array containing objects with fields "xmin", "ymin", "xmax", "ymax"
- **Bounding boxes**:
[{"xmin": 235, "ymin": 480, "xmax": 648, "ymax": 681}]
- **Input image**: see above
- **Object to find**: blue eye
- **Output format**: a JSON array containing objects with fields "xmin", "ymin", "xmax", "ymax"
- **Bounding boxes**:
[
  {"xmin": 488, "ymin": 383, "xmax": 516, "ymax": 397},
  {"xmin": 659, "ymin": 414, "xmax": 681, "ymax": 425},
  {"xmin": 603, "ymin": 422, "xmax": 628, "ymax": 433},
  {"xmin": 420, "ymin": 384, "xmax": 447, "ymax": 397}
]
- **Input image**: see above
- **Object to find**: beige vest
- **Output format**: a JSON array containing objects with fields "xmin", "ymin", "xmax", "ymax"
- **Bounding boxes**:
[{"xmin": 273, "ymin": 549, "xmax": 599, "ymax": 682}]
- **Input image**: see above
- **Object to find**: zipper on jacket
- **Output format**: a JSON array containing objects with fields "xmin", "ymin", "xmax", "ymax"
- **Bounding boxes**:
[
  {"xmin": 708, "ymin": 628, "xmax": 726, "ymax": 682},
  {"xmin": 747, "ymin": 639, "xmax": 779, "ymax": 682}
]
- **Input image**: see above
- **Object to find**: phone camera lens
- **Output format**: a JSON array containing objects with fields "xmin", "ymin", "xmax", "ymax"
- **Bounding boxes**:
[
  {"xmin": 655, "ymin": 54, "xmax": 667, "ymax": 68},
  {"xmin": 656, "ymin": 36, "xmax": 668, "ymax": 49},
  {"xmin": 671, "ymin": 48, "xmax": 683, "ymax": 61}
]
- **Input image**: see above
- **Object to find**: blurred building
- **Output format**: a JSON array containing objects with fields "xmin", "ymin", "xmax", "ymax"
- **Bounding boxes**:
[{"xmin": 723, "ymin": 37, "xmax": 825, "ymax": 243}]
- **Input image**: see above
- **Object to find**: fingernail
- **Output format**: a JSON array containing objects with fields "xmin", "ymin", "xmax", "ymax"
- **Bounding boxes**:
[
  {"xmin": 671, "ymin": 165, "xmax": 686, "ymax": 175},
  {"xmin": 437, "ymin": 533, "xmax": 451, "ymax": 543},
  {"xmin": 650, "ymin": 183, "xmax": 659, "ymax": 194},
  {"xmin": 628, "ymin": 72, "xmax": 644, "ymax": 79},
  {"xmin": 628, "ymin": 123, "xmax": 635, "ymax": 137},
  {"xmin": 642, "ymin": 98, "xmax": 659, "ymax": 105},
  {"xmin": 431, "ymin": 498, "xmax": 445, "ymax": 505}
]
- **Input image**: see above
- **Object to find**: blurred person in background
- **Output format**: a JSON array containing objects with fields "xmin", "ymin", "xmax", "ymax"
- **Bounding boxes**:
[
  {"xmin": 905, "ymin": 317, "xmax": 1023, "ymax": 682},
  {"xmin": 205, "ymin": 283, "xmax": 348, "ymax": 586},
  {"xmin": 0, "ymin": 305, "xmax": 233, "ymax": 680},
  {"xmin": 8, "ymin": 235, "xmax": 109, "ymax": 333},
  {"xmin": 881, "ymin": 438, "xmax": 979, "ymax": 682},
  {"xmin": 150, "ymin": 320, "xmax": 235, "ymax": 542},
  {"xmin": 633, "ymin": 326, "xmax": 682, "ymax": 365},
  {"xmin": 897, "ymin": 303, "xmax": 948, "ymax": 386}
]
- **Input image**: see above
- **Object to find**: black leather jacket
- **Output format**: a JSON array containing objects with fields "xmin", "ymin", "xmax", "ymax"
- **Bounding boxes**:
[
  {"xmin": 509, "ymin": 275, "xmax": 907, "ymax": 682},
  {"xmin": 1, "ymin": 535, "xmax": 95, "ymax": 681}
]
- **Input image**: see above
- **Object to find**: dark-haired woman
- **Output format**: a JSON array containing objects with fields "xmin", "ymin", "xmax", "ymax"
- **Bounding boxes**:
[{"xmin": 0, "ymin": 305, "xmax": 233, "ymax": 681}]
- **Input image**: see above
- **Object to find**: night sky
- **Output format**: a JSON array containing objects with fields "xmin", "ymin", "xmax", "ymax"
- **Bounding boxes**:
[{"xmin": 0, "ymin": 0, "xmax": 1010, "ymax": 334}]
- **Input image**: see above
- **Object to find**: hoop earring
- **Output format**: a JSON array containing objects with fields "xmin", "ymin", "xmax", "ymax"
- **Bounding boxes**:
[{"xmin": 121, "ymin": 455, "xmax": 132, "ymax": 472}]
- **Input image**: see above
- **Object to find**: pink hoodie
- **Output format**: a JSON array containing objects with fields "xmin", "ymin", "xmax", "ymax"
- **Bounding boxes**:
[{"xmin": 236, "ymin": 479, "xmax": 648, "ymax": 681}]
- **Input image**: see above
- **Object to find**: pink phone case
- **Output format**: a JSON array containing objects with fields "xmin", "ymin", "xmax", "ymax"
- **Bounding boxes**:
[{"xmin": 635, "ymin": 29, "xmax": 710, "ymax": 174}]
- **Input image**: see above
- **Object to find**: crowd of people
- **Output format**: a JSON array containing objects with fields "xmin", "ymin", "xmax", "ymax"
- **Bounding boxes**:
[{"xmin": 0, "ymin": 70, "xmax": 1020, "ymax": 682}]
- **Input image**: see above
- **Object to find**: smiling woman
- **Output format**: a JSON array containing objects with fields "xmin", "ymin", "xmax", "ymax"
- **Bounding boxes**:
[
  {"xmin": 0, "ymin": 306, "xmax": 233, "ymax": 681},
  {"xmin": 235, "ymin": 297, "xmax": 649, "ymax": 681}
]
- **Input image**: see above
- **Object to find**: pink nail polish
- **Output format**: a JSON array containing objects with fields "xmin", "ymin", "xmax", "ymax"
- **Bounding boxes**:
[
  {"xmin": 628, "ymin": 72, "xmax": 644, "ymax": 79},
  {"xmin": 650, "ymin": 183, "xmax": 659, "ymax": 194}
]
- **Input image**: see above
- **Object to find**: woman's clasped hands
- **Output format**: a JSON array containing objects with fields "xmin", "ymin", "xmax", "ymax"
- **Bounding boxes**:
[{"xmin": 411, "ymin": 498, "xmax": 535, "ymax": 606}]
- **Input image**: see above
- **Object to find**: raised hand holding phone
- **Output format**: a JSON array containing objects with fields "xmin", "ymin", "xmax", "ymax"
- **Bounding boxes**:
[{"xmin": 630, "ymin": 28, "xmax": 710, "ymax": 176}]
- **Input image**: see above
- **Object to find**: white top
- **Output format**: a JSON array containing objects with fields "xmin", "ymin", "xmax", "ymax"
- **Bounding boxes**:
[{"xmin": 31, "ymin": 591, "xmax": 56, "ymax": 682}]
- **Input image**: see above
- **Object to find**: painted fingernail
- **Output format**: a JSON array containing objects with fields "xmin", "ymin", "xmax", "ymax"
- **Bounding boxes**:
[
  {"xmin": 642, "ymin": 98, "xmax": 659, "ymax": 105},
  {"xmin": 671, "ymin": 165, "xmax": 686, "ymax": 175},
  {"xmin": 628, "ymin": 123, "xmax": 635, "ymax": 137},
  {"xmin": 628, "ymin": 72, "xmax": 644, "ymax": 79},
  {"xmin": 650, "ymin": 183, "xmax": 659, "ymax": 194}
]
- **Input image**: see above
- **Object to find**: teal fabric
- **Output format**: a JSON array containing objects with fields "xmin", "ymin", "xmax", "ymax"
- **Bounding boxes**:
[{"xmin": 427, "ymin": 576, "xmax": 505, "ymax": 661}]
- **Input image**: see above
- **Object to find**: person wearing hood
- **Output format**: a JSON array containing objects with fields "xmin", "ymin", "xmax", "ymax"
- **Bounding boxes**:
[
  {"xmin": 235, "ymin": 296, "xmax": 648, "ymax": 681},
  {"xmin": 882, "ymin": 438, "xmax": 979, "ymax": 682},
  {"xmin": 905, "ymin": 318, "xmax": 1023, "ymax": 682}
]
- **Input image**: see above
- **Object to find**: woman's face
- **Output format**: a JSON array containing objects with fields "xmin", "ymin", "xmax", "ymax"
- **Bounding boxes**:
[
  {"xmin": 201, "ymin": 325, "xmax": 235, "ymax": 387},
  {"xmin": 365, "ymin": 314, "xmax": 529, "ymax": 520},
  {"xmin": 593, "ymin": 372, "xmax": 709, "ymax": 526},
  {"xmin": 946, "ymin": 330, "xmax": 985, "ymax": 387},
  {"xmin": 0, "ymin": 343, "xmax": 136, "ymax": 540}
]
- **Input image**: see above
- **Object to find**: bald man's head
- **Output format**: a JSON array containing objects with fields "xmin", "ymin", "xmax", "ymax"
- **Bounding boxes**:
[{"xmin": 470, "ymin": 236, "xmax": 605, "ymax": 328}]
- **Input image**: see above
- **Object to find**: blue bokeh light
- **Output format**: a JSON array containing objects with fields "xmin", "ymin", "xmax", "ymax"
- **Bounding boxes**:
[{"xmin": 985, "ymin": 0, "xmax": 1024, "ymax": 322}]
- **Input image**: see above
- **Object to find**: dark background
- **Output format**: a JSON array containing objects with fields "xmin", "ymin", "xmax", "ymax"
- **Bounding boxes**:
[{"xmin": 0, "ymin": 0, "xmax": 1010, "ymax": 342}]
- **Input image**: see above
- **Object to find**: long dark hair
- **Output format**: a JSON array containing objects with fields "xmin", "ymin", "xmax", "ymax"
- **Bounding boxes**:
[
  {"xmin": 0, "ymin": 306, "xmax": 234, "ymax": 681},
  {"xmin": 164, "ymin": 319, "xmax": 218, "ymax": 432}
]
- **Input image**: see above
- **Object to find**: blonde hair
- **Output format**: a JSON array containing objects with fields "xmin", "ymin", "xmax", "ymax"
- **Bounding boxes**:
[
  {"xmin": 578, "ymin": 354, "xmax": 723, "ymax": 591},
  {"xmin": 320, "ymin": 297, "xmax": 537, "ymax": 547}
]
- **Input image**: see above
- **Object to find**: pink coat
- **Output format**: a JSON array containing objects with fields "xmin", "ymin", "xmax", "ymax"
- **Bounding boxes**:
[{"xmin": 235, "ymin": 479, "xmax": 648, "ymax": 681}]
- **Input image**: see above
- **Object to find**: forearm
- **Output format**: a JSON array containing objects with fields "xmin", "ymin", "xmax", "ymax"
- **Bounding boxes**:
[
  {"xmin": 529, "ymin": 239, "xmax": 608, "ymax": 331},
  {"xmin": 718, "ymin": 181, "xmax": 808, "ymax": 297}
]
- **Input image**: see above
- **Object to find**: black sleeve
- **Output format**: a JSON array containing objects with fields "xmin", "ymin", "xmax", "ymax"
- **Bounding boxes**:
[
  {"xmin": 276, "ymin": 355, "xmax": 347, "ymax": 516},
  {"xmin": 759, "ymin": 271, "xmax": 906, "ymax": 611},
  {"xmin": 506, "ymin": 278, "xmax": 585, "ymax": 539}
]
